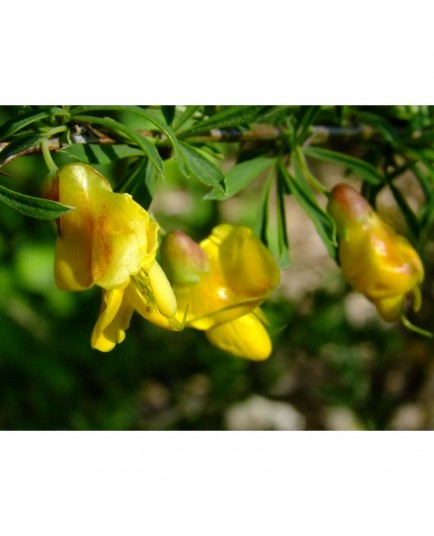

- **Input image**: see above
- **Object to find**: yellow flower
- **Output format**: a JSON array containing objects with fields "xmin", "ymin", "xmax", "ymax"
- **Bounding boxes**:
[
  {"xmin": 44, "ymin": 162, "xmax": 179, "ymax": 351},
  {"xmin": 161, "ymin": 225, "xmax": 280, "ymax": 360},
  {"xmin": 327, "ymin": 183, "xmax": 424, "ymax": 322}
]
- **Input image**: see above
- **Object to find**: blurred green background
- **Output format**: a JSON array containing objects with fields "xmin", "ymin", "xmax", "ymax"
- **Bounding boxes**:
[{"xmin": 0, "ymin": 105, "xmax": 433, "ymax": 431}]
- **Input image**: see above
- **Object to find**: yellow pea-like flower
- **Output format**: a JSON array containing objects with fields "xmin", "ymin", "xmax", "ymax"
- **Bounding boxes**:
[
  {"xmin": 327, "ymin": 183, "xmax": 424, "ymax": 322},
  {"xmin": 161, "ymin": 225, "xmax": 280, "ymax": 360},
  {"xmin": 45, "ymin": 162, "xmax": 180, "ymax": 352}
]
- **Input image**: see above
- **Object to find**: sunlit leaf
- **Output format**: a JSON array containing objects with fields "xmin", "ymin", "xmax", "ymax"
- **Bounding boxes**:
[
  {"xmin": 205, "ymin": 157, "xmax": 275, "ymax": 200},
  {"xmin": 176, "ymin": 142, "xmax": 226, "ymax": 193},
  {"xmin": 180, "ymin": 105, "xmax": 272, "ymax": 136},
  {"xmin": 173, "ymin": 106, "xmax": 201, "ymax": 132}
]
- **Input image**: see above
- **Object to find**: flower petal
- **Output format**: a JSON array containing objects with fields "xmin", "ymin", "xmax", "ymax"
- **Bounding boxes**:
[
  {"xmin": 125, "ymin": 280, "xmax": 183, "ymax": 331},
  {"xmin": 212, "ymin": 224, "xmax": 280, "ymax": 295},
  {"xmin": 148, "ymin": 261, "xmax": 177, "ymax": 318},
  {"xmin": 374, "ymin": 295, "xmax": 405, "ymax": 322},
  {"xmin": 91, "ymin": 285, "xmax": 134, "ymax": 352},
  {"xmin": 340, "ymin": 216, "xmax": 423, "ymax": 300},
  {"xmin": 55, "ymin": 163, "xmax": 159, "ymax": 290},
  {"xmin": 205, "ymin": 311, "xmax": 272, "ymax": 361}
]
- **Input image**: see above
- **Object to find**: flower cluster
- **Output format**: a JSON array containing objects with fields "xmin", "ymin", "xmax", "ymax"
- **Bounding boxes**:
[
  {"xmin": 45, "ymin": 163, "xmax": 280, "ymax": 359},
  {"xmin": 160, "ymin": 225, "xmax": 280, "ymax": 360},
  {"xmin": 327, "ymin": 183, "xmax": 424, "ymax": 322},
  {"xmin": 45, "ymin": 163, "xmax": 427, "ymax": 360}
]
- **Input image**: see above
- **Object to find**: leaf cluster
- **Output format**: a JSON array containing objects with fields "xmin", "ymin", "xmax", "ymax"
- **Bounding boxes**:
[{"xmin": 0, "ymin": 105, "xmax": 434, "ymax": 267}]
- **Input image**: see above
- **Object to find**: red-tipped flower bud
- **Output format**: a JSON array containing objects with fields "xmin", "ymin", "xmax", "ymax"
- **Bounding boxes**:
[
  {"xmin": 160, "ymin": 230, "xmax": 210, "ymax": 285},
  {"xmin": 328, "ymin": 183, "xmax": 424, "ymax": 322}
]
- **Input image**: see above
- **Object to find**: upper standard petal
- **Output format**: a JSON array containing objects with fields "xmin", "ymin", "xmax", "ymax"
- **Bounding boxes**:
[{"xmin": 53, "ymin": 163, "xmax": 158, "ymax": 291}]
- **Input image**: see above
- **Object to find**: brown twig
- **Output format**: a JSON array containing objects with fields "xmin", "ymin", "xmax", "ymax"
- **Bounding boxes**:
[{"xmin": 0, "ymin": 124, "xmax": 381, "ymax": 167}]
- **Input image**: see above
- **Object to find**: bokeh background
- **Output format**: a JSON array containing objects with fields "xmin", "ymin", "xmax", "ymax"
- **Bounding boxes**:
[{"xmin": 0, "ymin": 106, "xmax": 433, "ymax": 431}]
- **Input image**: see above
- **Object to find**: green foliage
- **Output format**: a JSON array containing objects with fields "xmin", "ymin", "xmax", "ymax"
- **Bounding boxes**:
[
  {"xmin": 59, "ymin": 143, "xmax": 144, "ymax": 165},
  {"xmin": 179, "ymin": 105, "xmax": 271, "ymax": 136},
  {"xmin": 279, "ymin": 156, "xmax": 337, "ymax": 260},
  {"xmin": 205, "ymin": 157, "xmax": 275, "ymax": 200},
  {"xmin": 0, "ymin": 182, "xmax": 73, "ymax": 219},
  {"xmin": 175, "ymin": 141, "xmax": 226, "ymax": 193},
  {"xmin": 304, "ymin": 146, "xmax": 383, "ymax": 186},
  {"xmin": 0, "ymin": 134, "xmax": 45, "ymax": 166},
  {"xmin": 2, "ymin": 104, "xmax": 433, "ymax": 251}
]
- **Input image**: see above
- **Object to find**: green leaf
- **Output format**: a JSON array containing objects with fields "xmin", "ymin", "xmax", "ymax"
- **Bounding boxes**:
[
  {"xmin": 361, "ymin": 181, "xmax": 384, "ymax": 208},
  {"xmin": 0, "ymin": 107, "xmax": 68, "ymax": 141},
  {"xmin": 142, "ymin": 159, "xmax": 158, "ymax": 208},
  {"xmin": 0, "ymin": 109, "xmax": 49, "ymax": 141},
  {"xmin": 408, "ymin": 163, "xmax": 433, "ymax": 203},
  {"xmin": 406, "ymin": 129, "xmax": 434, "ymax": 147},
  {"xmin": 72, "ymin": 114, "xmax": 164, "ymax": 178},
  {"xmin": 295, "ymin": 106, "xmax": 321, "ymax": 144},
  {"xmin": 59, "ymin": 143, "xmax": 144, "ymax": 165},
  {"xmin": 304, "ymin": 145, "xmax": 383, "ymax": 185},
  {"xmin": 253, "ymin": 169, "xmax": 290, "ymax": 268},
  {"xmin": 0, "ymin": 134, "xmax": 44, "ymax": 166},
  {"xmin": 0, "ymin": 183, "xmax": 74, "ymax": 219},
  {"xmin": 127, "ymin": 107, "xmax": 184, "ymax": 157},
  {"xmin": 404, "ymin": 147, "xmax": 434, "ymax": 181},
  {"xmin": 180, "ymin": 105, "xmax": 272, "ymax": 137},
  {"xmin": 173, "ymin": 106, "xmax": 201, "ymax": 132},
  {"xmin": 73, "ymin": 105, "xmax": 185, "ymax": 165},
  {"xmin": 204, "ymin": 157, "xmax": 275, "ymax": 200},
  {"xmin": 254, "ymin": 172, "xmax": 273, "ymax": 244},
  {"xmin": 353, "ymin": 110, "xmax": 398, "ymax": 145},
  {"xmin": 72, "ymin": 105, "xmax": 172, "ymax": 139},
  {"xmin": 176, "ymin": 141, "xmax": 226, "ymax": 193},
  {"xmin": 281, "ymin": 157, "xmax": 337, "ymax": 260},
  {"xmin": 386, "ymin": 178, "xmax": 420, "ymax": 244},
  {"xmin": 161, "ymin": 106, "xmax": 176, "ymax": 126},
  {"xmin": 116, "ymin": 158, "xmax": 157, "ymax": 210},
  {"xmin": 276, "ymin": 172, "xmax": 291, "ymax": 268},
  {"xmin": 406, "ymin": 163, "xmax": 434, "ymax": 232}
]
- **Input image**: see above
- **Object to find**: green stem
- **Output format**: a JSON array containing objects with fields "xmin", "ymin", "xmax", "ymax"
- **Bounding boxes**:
[
  {"xmin": 41, "ymin": 126, "xmax": 68, "ymax": 174},
  {"xmin": 41, "ymin": 139, "xmax": 58, "ymax": 175},
  {"xmin": 294, "ymin": 146, "xmax": 329, "ymax": 195},
  {"xmin": 400, "ymin": 314, "xmax": 433, "ymax": 338},
  {"xmin": 45, "ymin": 125, "xmax": 67, "ymax": 138}
]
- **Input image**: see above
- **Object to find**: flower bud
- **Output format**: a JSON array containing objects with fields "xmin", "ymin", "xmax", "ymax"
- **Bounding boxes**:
[
  {"xmin": 42, "ymin": 175, "xmax": 60, "ymax": 203},
  {"xmin": 327, "ymin": 182, "xmax": 372, "ymax": 229},
  {"xmin": 328, "ymin": 183, "xmax": 424, "ymax": 322},
  {"xmin": 160, "ymin": 230, "xmax": 210, "ymax": 285}
]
